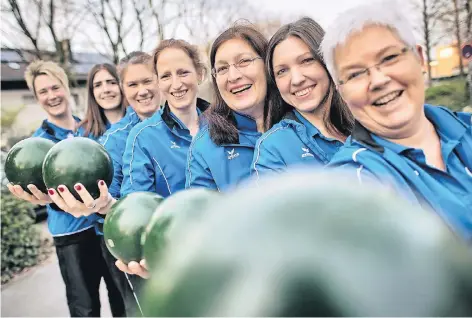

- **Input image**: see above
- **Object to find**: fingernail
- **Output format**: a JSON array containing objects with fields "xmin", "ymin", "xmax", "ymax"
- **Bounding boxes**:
[
  {"xmin": 75, "ymin": 184, "xmax": 82, "ymax": 191},
  {"xmin": 58, "ymin": 186, "xmax": 65, "ymax": 193},
  {"xmin": 48, "ymin": 189, "xmax": 55, "ymax": 195},
  {"xmin": 99, "ymin": 180, "xmax": 105, "ymax": 186}
]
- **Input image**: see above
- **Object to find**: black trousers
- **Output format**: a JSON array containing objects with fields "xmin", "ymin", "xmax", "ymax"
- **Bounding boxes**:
[
  {"xmin": 99, "ymin": 236, "xmax": 145, "ymax": 317},
  {"xmin": 54, "ymin": 228, "xmax": 126, "ymax": 317}
]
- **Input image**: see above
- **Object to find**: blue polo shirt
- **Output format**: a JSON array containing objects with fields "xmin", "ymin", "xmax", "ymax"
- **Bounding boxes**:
[
  {"xmin": 186, "ymin": 111, "xmax": 262, "ymax": 191},
  {"xmin": 328, "ymin": 105, "xmax": 472, "ymax": 241},
  {"xmin": 121, "ymin": 99, "xmax": 209, "ymax": 198},
  {"xmin": 251, "ymin": 109, "xmax": 343, "ymax": 179},
  {"xmin": 32, "ymin": 117, "xmax": 101, "ymax": 237},
  {"xmin": 99, "ymin": 107, "xmax": 140, "ymax": 199}
]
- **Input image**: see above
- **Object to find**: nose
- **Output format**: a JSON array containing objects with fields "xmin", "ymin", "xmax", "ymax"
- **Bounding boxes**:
[
  {"xmin": 102, "ymin": 82, "xmax": 112, "ymax": 93},
  {"xmin": 290, "ymin": 67, "xmax": 305, "ymax": 87},
  {"xmin": 137, "ymin": 85, "xmax": 149, "ymax": 97},
  {"xmin": 369, "ymin": 67, "xmax": 391, "ymax": 91},
  {"xmin": 227, "ymin": 64, "xmax": 242, "ymax": 82},
  {"xmin": 171, "ymin": 76, "xmax": 183, "ymax": 90},
  {"xmin": 47, "ymin": 89, "xmax": 57, "ymax": 100}
]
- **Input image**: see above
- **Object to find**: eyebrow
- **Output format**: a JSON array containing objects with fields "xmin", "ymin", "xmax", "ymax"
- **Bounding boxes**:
[
  {"xmin": 215, "ymin": 52, "xmax": 254, "ymax": 65},
  {"xmin": 273, "ymin": 51, "xmax": 312, "ymax": 69},
  {"xmin": 338, "ymin": 45, "xmax": 402, "ymax": 72}
]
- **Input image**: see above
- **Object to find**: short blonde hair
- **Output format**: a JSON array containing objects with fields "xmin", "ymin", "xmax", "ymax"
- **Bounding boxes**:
[{"xmin": 24, "ymin": 60, "xmax": 71, "ymax": 96}]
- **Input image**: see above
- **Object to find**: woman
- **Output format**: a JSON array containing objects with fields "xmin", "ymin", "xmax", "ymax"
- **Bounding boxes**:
[
  {"xmin": 119, "ymin": 39, "xmax": 209, "ymax": 198},
  {"xmin": 80, "ymin": 63, "xmax": 127, "ymax": 139},
  {"xmin": 320, "ymin": 1, "xmax": 472, "ymax": 240},
  {"xmin": 46, "ymin": 51, "xmax": 162, "ymax": 316},
  {"xmin": 185, "ymin": 23, "xmax": 276, "ymax": 191},
  {"xmin": 251, "ymin": 17, "xmax": 353, "ymax": 179},
  {"xmin": 7, "ymin": 60, "xmax": 125, "ymax": 317}
]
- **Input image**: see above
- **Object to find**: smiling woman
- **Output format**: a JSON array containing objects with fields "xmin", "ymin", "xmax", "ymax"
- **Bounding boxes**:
[
  {"xmin": 80, "ymin": 64, "xmax": 126, "ymax": 139},
  {"xmin": 185, "ymin": 23, "xmax": 279, "ymax": 191},
  {"xmin": 321, "ymin": 0, "xmax": 472, "ymax": 242}
]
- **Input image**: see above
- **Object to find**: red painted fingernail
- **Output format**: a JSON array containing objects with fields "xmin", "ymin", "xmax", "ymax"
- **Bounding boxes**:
[
  {"xmin": 58, "ymin": 186, "xmax": 65, "ymax": 193},
  {"xmin": 75, "ymin": 184, "xmax": 82, "ymax": 191},
  {"xmin": 48, "ymin": 189, "xmax": 55, "ymax": 195},
  {"xmin": 99, "ymin": 180, "xmax": 105, "ymax": 186}
]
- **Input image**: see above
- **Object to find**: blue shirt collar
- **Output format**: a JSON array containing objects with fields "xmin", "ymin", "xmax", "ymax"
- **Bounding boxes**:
[
  {"xmin": 233, "ymin": 111, "xmax": 258, "ymax": 133},
  {"xmin": 293, "ymin": 110, "xmax": 322, "ymax": 137}
]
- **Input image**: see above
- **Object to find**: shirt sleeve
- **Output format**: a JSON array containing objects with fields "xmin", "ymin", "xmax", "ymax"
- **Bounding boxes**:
[
  {"xmin": 185, "ymin": 141, "xmax": 218, "ymax": 191},
  {"xmin": 101, "ymin": 136, "xmax": 123, "ymax": 199},
  {"xmin": 251, "ymin": 139, "xmax": 286, "ymax": 181},
  {"xmin": 120, "ymin": 130, "xmax": 155, "ymax": 197}
]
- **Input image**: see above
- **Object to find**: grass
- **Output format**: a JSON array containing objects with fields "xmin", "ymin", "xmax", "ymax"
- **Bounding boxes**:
[{"xmin": 425, "ymin": 77, "xmax": 470, "ymax": 112}]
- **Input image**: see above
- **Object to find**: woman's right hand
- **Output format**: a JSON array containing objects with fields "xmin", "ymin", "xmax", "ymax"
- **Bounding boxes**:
[{"xmin": 7, "ymin": 183, "xmax": 52, "ymax": 206}]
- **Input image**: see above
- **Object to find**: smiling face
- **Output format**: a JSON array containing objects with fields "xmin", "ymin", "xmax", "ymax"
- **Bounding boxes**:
[
  {"xmin": 272, "ymin": 36, "xmax": 331, "ymax": 116},
  {"xmin": 122, "ymin": 64, "xmax": 161, "ymax": 119},
  {"xmin": 34, "ymin": 74, "xmax": 70, "ymax": 119},
  {"xmin": 156, "ymin": 47, "xmax": 200, "ymax": 112},
  {"xmin": 214, "ymin": 38, "xmax": 267, "ymax": 117},
  {"xmin": 334, "ymin": 25, "xmax": 426, "ymax": 139},
  {"xmin": 92, "ymin": 69, "xmax": 122, "ymax": 110}
]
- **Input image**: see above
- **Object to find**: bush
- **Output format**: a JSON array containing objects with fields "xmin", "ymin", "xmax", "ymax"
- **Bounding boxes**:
[
  {"xmin": 425, "ymin": 78, "xmax": 469, "ymax": 112},
  {"xmin": 1, "ymin": 192, "xmax": 42, "ymax": 284}
]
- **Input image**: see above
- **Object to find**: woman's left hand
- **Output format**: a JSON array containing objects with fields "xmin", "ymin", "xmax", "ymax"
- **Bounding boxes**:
[
  {"xmin": 47, "ymin": 180, "xmax": 116, "ymax": 218},
  {"xmin": 115, "ymin": 259, "xmax": 150, "ymax": 279}
]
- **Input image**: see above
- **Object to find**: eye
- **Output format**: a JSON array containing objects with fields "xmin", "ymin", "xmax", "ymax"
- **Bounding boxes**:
[
  {"xmin": 52, "ymin": 86, "xmax": 60, "ymax": 90},
  {"xmin": 93, "ymin": 83, "xmax": 101, "ymax": 88},
  {"xmin": 346, "ymin": 69, "xmax": 367, "ymax": 81},
  {"xmin": 275, "ymin": 68, "xmax": 287, "ymax": 76},
  {"xmin": 380, "ymin": 53, "xmax": 400, "ymax": 65},
  {"xmin": 160, "ymin": 74, "xmax": 170, "ymax": 80},
  {"xmin": 237, "ymin": 58, "xmax": 253, "ymax": 67},
  {"xmin": 216, "ymin": 65, "xmax": 229, "ymax": 74},
  {"xmin": 109, "ymin": 80, "xmax": 118, "ymax": 85},
  {"xmin": 127, "ymin": 82, "xmax": 137, "ymax": 88},
  {"xmin": 301, "ymin": 57, "xmax": 315, "ymax": 64},
  {"xmin": 144, "ymin": 78, "xmax": 153, "ymax": 84}
]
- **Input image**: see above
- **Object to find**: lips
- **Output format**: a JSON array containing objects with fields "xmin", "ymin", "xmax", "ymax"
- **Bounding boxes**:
[
  {"xmin": 171, "ymin": 90, "xmax": 188, "ymax": 98},
  {"xmin": 230, "ymin": 84, "xmax": 252, "ymax": 94},
  {"xmin": 137, "ymin": 97, "xmax": 153, "ymax": 104},
  {"xmin": 372, "ymin": 90, "xmax": 403, "ymax": 106},
  {"xmin": 48, "ymin": 99, "xmax": 62, "ymax": 107},
  {"xmin": 292, "ymin": 85, "xmax": 315, "ymax": 97}
]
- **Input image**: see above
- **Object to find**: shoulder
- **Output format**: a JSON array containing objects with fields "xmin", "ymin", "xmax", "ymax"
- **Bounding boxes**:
[
  {"xmin": 329, "ymin": 138, "xmax": 383, "ymax": 167},
  {"xmin": 257, "ymin": 121, "xmax": 297, "ymax": 148},
  {"xmin": 129, "ymin": 112, "xmax": 165, "ymax": 139}
]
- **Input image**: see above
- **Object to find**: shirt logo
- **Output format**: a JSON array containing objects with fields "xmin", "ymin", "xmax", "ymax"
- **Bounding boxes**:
[
  {"xmin": 170, "ymin": 141, "xmax": 180, "ymax": 149},
  {"xmin": 301, "ymin": 147, "xmax": 314, "ymax": 158},
  {"xmin": 227, "ymin": 148, "xmax": 240, "ymax": 160},
  {"xmin": 66, "ymin": 133, "xmax": 74, "ymax": 139}
]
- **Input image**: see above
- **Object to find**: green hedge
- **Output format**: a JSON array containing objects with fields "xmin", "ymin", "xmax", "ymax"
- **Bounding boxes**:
[
  {"xmin": 425, "ymin": 78, "xmax": 469, "ymax": 112},
  {"xmin": 1, "ymin": 192, "xmax": 42, "ymax": 284}
]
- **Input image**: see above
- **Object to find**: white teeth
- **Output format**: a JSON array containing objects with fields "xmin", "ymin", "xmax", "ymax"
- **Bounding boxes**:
[
  {"xmin": 294, "ymin": 87, "xmax": 313, "ymax": 97},
  {"xmin": 138, "ymin": 97, "xmax": 152, "ymax": 104},
  {"xmin": 49, "ymin": 101, "xmax": 61, "ymax": 107},
  {"xmin": 172, "ymin": 90, "xmax": 187, "ymax": 98},
  {"xmin": 231, "ymin": 84, "xmax": 251, "ymax": 94},
  {"xmin": 373, "ymin": 91, "xmax": 402, "ymax": 105}
]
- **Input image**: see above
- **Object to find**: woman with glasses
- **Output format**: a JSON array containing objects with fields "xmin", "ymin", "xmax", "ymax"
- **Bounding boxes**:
[
  {"xmin": 251, "ymin": 17, "xmax": 353, "ymax": 180},
  {"xmin": 186, "ymin": 23, "xmax": 277, "ymax": 191},
  {"xmin": 321, "ymin": 1, "xmax": 472, "ymax": 241}
]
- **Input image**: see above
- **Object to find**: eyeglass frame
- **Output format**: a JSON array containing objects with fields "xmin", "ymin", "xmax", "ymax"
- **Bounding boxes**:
[
  {"xmin": 211, "ymin": 56, "xmax": 263, "ymax": 78},
  {"xmin": 337, "ymin": 46, "xmax": 411, "ymax": 86}
]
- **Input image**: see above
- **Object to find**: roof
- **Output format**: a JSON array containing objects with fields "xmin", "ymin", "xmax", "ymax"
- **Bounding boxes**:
[{"xmin": 1, "ymin": 48, "xmax": 112, "ymax": 85}]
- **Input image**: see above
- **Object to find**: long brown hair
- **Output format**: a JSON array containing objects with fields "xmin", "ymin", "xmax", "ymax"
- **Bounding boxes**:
[
  {"xmin": 204, "ymin": 23, "xmax": 278, "ymax": 145},
  {"xmin": 266, "ymin": 17, "xmax": 354, "ymax": 139},
  {"xmin": 81, "ymin": 63, "xmax": 126, "ymax": 137}
]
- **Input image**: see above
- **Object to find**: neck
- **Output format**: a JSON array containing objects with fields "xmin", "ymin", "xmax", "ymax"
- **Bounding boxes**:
[
  {"xmin": 48, "ymin": 111, "xmax": 76, "ymax": 131},
  {"xmin": 169, "ymin": 101, "xmax": 199, "ymax": 136},
  {"xmin": 103, "ymin": 107, "xmax": 123, "ymax": 125},
  {"xmin": 297, "ymin": 102, "xmax": 342, "ymax": 140},
  {"xmin": 385, "ymin": 114, "xmax": 436, "ymax": 149},
  {"xmin": 237, "ymin": 102, "xmax": 265, "ymax": 133}
]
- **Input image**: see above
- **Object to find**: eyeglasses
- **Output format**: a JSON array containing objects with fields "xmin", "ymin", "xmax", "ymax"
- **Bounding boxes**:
[
  {"xmin": 338, "ymin": 47, "xmax": 411, "ymax": 86},
  {"xmin": 212, "ymin": 57, "xmax": 262, "ymax": 78}
]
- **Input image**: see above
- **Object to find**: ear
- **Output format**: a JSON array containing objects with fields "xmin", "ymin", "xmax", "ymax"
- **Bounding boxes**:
[{"xmin": 415, "ymin": 45, "xmax": 425, "ymax": 67}]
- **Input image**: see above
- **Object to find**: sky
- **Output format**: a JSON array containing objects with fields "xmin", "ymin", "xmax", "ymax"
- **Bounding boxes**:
[{"xmin": 0, "ymin": 0, "xmax": 424, "ymax": 57}]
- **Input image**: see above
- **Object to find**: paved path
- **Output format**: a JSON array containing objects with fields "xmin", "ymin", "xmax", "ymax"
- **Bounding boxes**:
[{"xmin": 1, "ymin": 222, "xmax": 112, "ymax": 317}]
